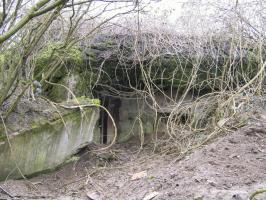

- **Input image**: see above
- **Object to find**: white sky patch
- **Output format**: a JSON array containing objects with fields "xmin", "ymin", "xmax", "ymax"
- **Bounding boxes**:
[
  {"xmin": 144, "ymin": 0, "xmax": 186, "ymax": 21},
  {"xmin": 1, "ymin": 0, "xmax": 264, "ymax": 37}
]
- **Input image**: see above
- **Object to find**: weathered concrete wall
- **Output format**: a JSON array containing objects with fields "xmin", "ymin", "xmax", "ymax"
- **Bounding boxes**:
[
  {"xmin": 117, "ymin": 97, "xmax": 156, "ymax": 142},
  {"xmin": 98, "ymin": 90, "xmax": 194, "ymax": 143},
  {"xmin": 95, "ymin": 95, "xmax": 168, "ymax": 143},
  {"xmin": 0, "ymin": 108, "xmax": 99, "ymax": 180}
]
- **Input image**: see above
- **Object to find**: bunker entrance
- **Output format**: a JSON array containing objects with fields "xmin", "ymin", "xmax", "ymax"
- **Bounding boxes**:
[{"xmin": 99, "ymin": 95, "xmax": 121, "ymax": 144}]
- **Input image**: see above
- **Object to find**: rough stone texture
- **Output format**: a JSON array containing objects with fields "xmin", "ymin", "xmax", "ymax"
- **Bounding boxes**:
[
  {"xmin": 48, "ymin": 73, "xmax": 94, "ymax": 102},
  {"xmin": 0, "ymin": 106, "xmax": 99, "ymax": 181}
]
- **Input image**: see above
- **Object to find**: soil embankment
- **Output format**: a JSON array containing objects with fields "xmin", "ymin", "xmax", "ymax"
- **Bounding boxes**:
[{"xmin": 1, "ymin": 114, "xmax": 266, "ymax": 199}]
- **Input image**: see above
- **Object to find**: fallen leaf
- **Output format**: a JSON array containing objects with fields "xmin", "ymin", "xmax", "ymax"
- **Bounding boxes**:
[
  {"xmin": 131, "ymin": 171, "xmax": 147, "ymax": 180},
  {"xmin": 143, "ymin": 191, "xmax": 159, "ymax": 200},
  {"xmin": 86, "ymin": 191, "xmax": 101, "ymax": 200},
  {"xmin": 229, "ymin": 153, "xmax": 239, "ymax": 159}
]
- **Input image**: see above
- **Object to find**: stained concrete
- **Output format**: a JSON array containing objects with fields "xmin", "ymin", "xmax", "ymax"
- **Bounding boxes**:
[{"xmin": 0, "ymin": 105, "xmax": 99, "ymax": 181}]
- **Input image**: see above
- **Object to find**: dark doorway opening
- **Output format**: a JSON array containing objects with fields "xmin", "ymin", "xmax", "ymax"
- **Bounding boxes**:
[{"xmin": 99, "ymin": 95, "xmax": 121, "ymax": 144}]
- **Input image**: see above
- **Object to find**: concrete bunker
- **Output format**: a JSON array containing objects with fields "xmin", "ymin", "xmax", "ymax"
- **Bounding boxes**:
[{"xmin": 96, "ymin": 91, "xmax": 174, "ymax": 144}]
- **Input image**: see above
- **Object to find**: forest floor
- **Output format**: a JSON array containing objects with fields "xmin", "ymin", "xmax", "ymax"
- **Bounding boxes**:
[{"xmin": 1, "ymin": 114, "xmax": 266, "ymax": 200}]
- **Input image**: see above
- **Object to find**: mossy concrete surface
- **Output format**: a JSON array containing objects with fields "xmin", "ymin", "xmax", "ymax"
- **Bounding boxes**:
[
  {"xmin": 117, "ymin": 98, "xmax": 155, "ymax": 142},
  {"xmin": 0, "ymin": 107, "xmax": 99, "ymax": 181}
]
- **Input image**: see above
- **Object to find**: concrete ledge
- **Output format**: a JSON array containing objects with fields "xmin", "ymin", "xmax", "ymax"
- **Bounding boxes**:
[{"xmin": 0, "ymin": 107, "xmax": 99, "ymax": 181}]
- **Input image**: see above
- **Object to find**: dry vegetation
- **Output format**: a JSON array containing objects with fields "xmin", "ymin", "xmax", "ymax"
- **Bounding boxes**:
[
  {"xmin": 0, "ymin": 0, "xmax": 266, "ymax": 199},
  {"xmin": 0, "ymin": 0, "xmax": 265, "ymax": 166}
]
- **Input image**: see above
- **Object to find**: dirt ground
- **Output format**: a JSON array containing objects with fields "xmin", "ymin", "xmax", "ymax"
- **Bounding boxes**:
[{"xmin": 1, "ymin": 115, "xmax": 266, "ymax": 200}]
